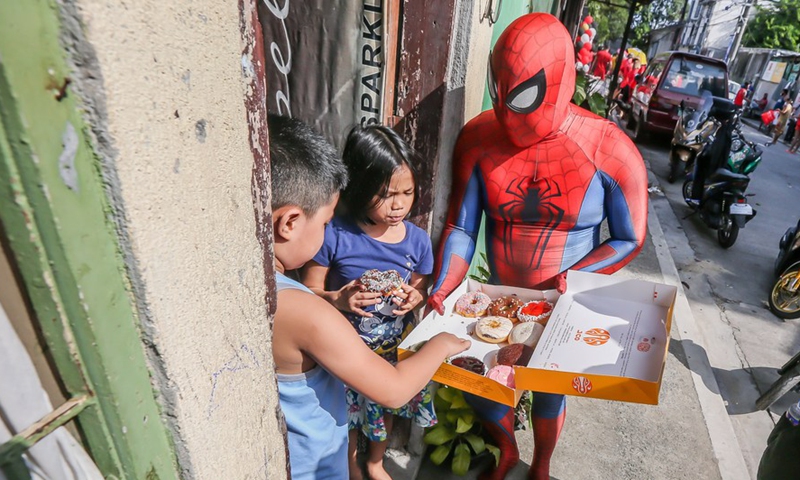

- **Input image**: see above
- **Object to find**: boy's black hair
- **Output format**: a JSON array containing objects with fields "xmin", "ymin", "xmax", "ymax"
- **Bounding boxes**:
[
  {"xmin": 340, "ymin": 125, "xmax": 420, "ymax": 225},
  {"xmin": 268, "ymin": 114, "xmax": 348, "ymax": 215}
]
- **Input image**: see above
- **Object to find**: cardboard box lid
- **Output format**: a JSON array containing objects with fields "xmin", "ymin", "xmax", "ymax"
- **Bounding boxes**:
[{"xmin": 525, "ymin": 271, "xmax": 676, "ymax": 382}]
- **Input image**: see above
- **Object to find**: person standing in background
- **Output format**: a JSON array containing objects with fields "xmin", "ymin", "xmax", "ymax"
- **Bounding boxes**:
[
  {"xmin": 766, "ymin": 92, "xmax": 793, "ymax": 147},
  {"xmin": 734, "ymin": 81, "xmax": 751, "ymax": 107},
  {"xmin": 593, "ymin": 44, "xmax": 612, "ymax": 80}
]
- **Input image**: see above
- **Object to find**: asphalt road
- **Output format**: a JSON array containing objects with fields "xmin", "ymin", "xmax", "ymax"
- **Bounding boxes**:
[{"xmin": 637, "ymin": 121, "xmax": 800, "ymax": 478}]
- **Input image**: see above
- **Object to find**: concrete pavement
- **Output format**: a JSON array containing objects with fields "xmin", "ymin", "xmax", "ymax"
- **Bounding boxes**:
[
  {"xmin": 391, "ymin": 150, "xmax": 754, "ymax": 479},
  {"xmin": 646, "ymin": 120, "xmax": 800, "ymax": 478}
]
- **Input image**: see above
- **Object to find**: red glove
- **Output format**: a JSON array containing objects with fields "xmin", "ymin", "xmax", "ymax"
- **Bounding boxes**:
[{"xmin": 426, "ymin": 291, "xmax": 447, "ymax": 316}]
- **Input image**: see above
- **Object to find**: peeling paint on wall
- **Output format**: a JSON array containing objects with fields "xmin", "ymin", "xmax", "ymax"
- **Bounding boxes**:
[
  {"xmin": 58, "ymin": 122, "xmax": 79, "ymax": 191},
  {"xmin": 194, "ymin": 119, "xmax": 207, "ymax": 143}
]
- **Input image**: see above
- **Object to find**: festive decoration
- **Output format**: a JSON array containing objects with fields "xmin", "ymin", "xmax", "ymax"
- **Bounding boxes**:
[{"xmin": 574, "ymin": 15, "xmax": 597, "ymax": 73}]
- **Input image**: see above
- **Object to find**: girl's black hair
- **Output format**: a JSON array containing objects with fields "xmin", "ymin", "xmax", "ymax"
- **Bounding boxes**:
[{"xmin": 340, "ymin": 125, "xmax": 421, "ymax": 225}]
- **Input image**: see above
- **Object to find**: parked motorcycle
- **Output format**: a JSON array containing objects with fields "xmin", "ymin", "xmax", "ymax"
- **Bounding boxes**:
[
  {"xmin": 607, "ymin": 97, "xmax": 632, "ymax": 126},
  {"xmin": 607, "ymin": 75, "xmax": 641, "ymax": 128},
  {"xmin": 669, "ymin": 93, "xmax": 719, "ymax": 183},
  {"xmin": 769, "ymin": 219, "xmax": 800, "ymax": 319},
  {"xmin": 755, "ymin": 349, "xmax": 800, "ymax": 410},
  {"xmin": 682, "ymin": 95, "xmax": 761, "ymax": 248}
]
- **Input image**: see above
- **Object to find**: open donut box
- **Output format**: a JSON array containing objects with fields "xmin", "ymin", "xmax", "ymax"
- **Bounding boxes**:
[{"xmin": 398, "ymin": 270, "xmax": 677, "ymax": 407}]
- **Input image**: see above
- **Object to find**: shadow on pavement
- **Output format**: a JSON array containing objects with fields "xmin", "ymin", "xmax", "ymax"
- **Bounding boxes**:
[
  {"xmin": 670, "ymin": 338, "xmax": 800, "ymax": 417},
  {"xmin": 416, "ymin": 448, "xmax": 563, "ymax": 480}
]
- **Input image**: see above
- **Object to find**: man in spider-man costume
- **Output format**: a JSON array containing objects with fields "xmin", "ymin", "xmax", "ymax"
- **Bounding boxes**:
[{"xmin": 429, "ymin": 13, "xmax": 647, "ymax": 480}]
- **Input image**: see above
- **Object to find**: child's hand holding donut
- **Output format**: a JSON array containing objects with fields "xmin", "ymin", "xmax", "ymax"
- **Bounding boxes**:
[
  {"xmin": 391, "ymin": 283, "xmax": 423, "ymax": 316},
  {"xmin": 334, "ymin": 280, "xmax": 382, "ymax": 317}
]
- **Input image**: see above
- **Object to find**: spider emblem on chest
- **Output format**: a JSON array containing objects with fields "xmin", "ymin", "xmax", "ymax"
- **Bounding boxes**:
[{"xmin": 497, "ymin": 176, "xmax": 565, "ymax": 267}]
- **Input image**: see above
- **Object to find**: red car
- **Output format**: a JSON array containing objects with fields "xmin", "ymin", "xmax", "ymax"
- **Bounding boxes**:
[{"xmin": 629, "ymin": 51, "xmax": 729, "ymax": 140}]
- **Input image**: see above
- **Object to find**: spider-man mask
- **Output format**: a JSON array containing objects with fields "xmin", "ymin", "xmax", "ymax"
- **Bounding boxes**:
[{"xmin": 487, "ymin": 14, "xmax": 575, "ymax": 147}]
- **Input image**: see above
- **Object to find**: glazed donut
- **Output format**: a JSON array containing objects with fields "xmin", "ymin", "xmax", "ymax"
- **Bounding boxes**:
[
  {"xmin": 454, "ymin": 291, "xmax": 492, "ymax": 317},
  {"xmin": 517, "ymin": 300, "xmax": 554, "ymax": 324},
  {"xmin": 475, "ymin": 316, "xmax": 513, "ymax": 344},
  {"xmin": 488, "ymin": 295, "xmax": 524, "ymax": 321},
  {"xmin": 359, "ymin": 269, "xmax": 403, "ymax": 295}
]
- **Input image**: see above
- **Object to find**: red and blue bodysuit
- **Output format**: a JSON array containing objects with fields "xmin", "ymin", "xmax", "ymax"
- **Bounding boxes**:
[{"xmin": 429, "ymin": 14, "xmax": 648, "ymax": 480}]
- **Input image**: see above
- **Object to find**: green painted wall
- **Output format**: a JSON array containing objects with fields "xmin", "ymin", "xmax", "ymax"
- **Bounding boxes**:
[
  {"xmin": 470, "ymin": 0, "xmax": 557, "ymax": 278},
  {"xmin": 480, "ymin": 0, "xmax": 557, "ymax": 111},
  {"xmin": 0, "ymin": 1, "xmax": 179, "ymax": 478}
]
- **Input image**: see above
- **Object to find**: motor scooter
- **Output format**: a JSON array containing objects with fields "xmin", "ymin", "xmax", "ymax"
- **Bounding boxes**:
[
  {"xmin": 769, "ymin": 218, "xmax": 800, "ymax": 319},
  {"xmin": 669, "ymin": 93, "xmax": 719, "ymax": 183},
  {"xmin": 682, "ymin": 96, "xmax": 761, "ymax": 248},
  {"xmin": 755, "ymin": 350, "xmax": 800, "ymax": 410}
]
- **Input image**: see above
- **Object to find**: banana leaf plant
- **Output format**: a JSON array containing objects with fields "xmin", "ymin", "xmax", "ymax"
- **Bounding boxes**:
[
  {"xmin": 423, "ymin": 386, "xmax": 499, "ymax": 476},
  {"xmin": 573, "ymin": 71, "xmax": 607, "ymax": 117}
]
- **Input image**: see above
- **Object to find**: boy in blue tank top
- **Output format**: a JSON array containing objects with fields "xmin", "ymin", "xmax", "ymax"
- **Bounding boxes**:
[{"xmin": 267, "ymin": 115, "xmax": 470, "ymax": 480}]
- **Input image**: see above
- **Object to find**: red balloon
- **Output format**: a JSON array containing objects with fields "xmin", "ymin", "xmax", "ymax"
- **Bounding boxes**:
[{"xmin": 584, "ymin": 15, "xmax": 594, "ymax": 24}]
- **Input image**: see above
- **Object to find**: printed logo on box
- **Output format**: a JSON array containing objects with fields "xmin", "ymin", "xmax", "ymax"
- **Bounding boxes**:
[
  {"xmin": 572, "ymin": 376, "xmax": 593, "ymax": 394},
  {"xmin": 577, "ymin": 328, "xmax": 610, "ymax": 346},
  {"xmin": 637, "ymin": 336, "xmax": 656, "ymax": 352}
]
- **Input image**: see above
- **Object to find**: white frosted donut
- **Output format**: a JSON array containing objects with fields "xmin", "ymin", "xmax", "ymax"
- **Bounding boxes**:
[
  {"xmin": 508, "ymin": 322, "xmax": 544, "ymax": 348},
  {"xmin": 475, "ymin": 316, "xmax": 513, "ymax": 344},
  {"xmin": 454, "ymin": 291, "xmax": 491, "ymax": 317}
]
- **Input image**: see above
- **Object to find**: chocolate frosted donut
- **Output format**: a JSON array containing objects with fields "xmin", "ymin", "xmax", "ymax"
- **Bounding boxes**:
[
  {"xmin": 488, "ymin": 295, "xmax": 524, "ymax": 321},
  {"xmin": 496, "ymin": 343, "xmax": 534, "ymax": 366},
  {"xmin": 450, "ymin": 356, "xmax": 487, "ymax": 375},
  {"xmin": 360, "ymin": 269, "xmax": 403, "ymax": 295}
]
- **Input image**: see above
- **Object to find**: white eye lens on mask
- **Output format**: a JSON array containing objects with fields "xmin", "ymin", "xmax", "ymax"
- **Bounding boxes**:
[{"xmin": 506, "ymin": 69, "xmax": 546, "ymax": 114}]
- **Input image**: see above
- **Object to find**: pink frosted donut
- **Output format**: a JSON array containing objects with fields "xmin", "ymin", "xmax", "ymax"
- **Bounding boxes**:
[
  {"xmin": 454, "ymin": 291, "xmax": 491, "ymax": 317},
  {"xmin": 486, "ymin": 365, "xmax": 516, "ymax": 388}
]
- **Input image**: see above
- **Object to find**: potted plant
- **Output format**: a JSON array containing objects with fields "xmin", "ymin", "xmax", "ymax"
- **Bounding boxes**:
[{"xmin": 423, "ymin": 386, "xmax": 499, "ymax": 475}]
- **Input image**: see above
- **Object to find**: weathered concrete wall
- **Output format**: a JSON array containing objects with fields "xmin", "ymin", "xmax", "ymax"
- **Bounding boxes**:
[
  {"xmin": 71, "ymin": 1, "xmax": 286, "ymax": 477},
  {"xmin": 431, "ymin": 0, "xmax": 493, "ymax": 244}
]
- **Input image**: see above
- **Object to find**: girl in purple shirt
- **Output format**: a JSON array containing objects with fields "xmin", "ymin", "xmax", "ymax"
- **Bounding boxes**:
[{"xmin": 302, "ymin": 125, "xmax": 435, "ymax": 480}]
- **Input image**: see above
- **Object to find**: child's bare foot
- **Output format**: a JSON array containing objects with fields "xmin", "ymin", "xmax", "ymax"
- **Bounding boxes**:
[
  {"xmin": 366, "ymin": 460, "xmax": 393, "ymax": 480},
  {"xmin": 349, "ymin": 457, "xmax": 364, "ymax": 480}
]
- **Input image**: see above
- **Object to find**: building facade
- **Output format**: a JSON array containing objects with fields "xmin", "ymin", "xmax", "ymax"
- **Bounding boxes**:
[{"xmin": 677, "ymin": 0, "xmax": 758, "ymax": 62}]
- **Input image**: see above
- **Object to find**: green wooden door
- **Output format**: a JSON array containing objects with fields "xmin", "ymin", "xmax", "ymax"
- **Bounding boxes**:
[{"xmin": 0, "ymin": 1, "xmax": 179, "ymax": 478}]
